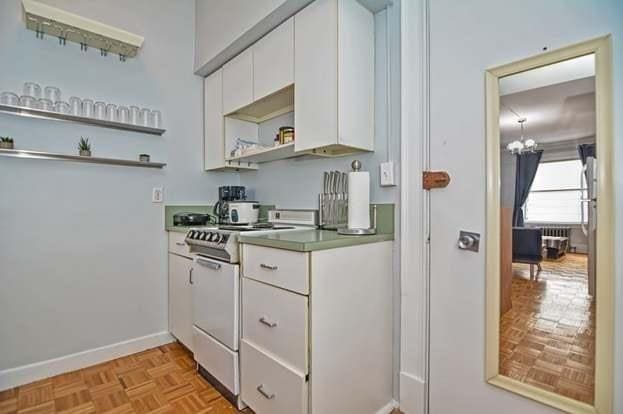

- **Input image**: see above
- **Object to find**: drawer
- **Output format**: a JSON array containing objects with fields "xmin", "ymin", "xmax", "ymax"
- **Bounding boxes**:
[
  {"xmin": 242, "ymin": 244, "xmax": 309, "ymax": 294},
  {"xmin": 241, "ymin": 340, "xmax": 307, "ymax": 414},
  {"xmin": 193, "ymin": 327, "xmax": 239, "ymax": 395},
  {"xmin": 242, "ymin": 278, "xmax": 308, "ymax": 373},
  {"xmin": 168, "ymin": 232, "xmax": 190, "ymax": 257}
]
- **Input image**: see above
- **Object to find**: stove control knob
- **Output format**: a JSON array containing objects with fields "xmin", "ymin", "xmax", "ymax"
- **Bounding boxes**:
[
  {"xmin": 187, "ymin": 231, "xmax": 194, "ymax": 238},
  {"xmin": 211, "ymin": 233, "xmax": 222, "ymax": 243},
  {"xmin": 220, "ymin": 234, "xmax": 229, "ymax": 244},
  {"xmin": 199, "ymin": 232, "xmax": 207, "ymax": 240}
]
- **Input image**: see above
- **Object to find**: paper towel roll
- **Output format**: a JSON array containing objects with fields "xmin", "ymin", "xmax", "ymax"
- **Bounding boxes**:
[{"xmin": 348, "ymin": 171, "xmax": 370, "ymax": 229}]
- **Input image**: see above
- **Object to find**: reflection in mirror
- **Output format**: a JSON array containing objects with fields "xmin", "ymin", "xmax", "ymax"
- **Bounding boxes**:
[{"xmin": 498, "ymin": 54, "xmax": 596, "ymax": 404}]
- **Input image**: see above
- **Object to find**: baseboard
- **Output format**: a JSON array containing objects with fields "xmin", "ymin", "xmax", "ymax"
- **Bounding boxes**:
[
  {"xmin": 376, "ymin": 400, "xmax": 400, "ymax": 414},
  {"xmin": 399, "ymin": 372, "xmax": 427, "ymax": 414},
  {"xmin": 0, "ymin": 331, "xmax": 174, "ymax": 391}
]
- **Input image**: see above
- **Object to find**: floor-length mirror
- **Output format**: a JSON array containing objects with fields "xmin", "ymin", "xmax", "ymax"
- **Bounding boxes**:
[{"xmin": 497, "ymin": 54, "xmax": 597, "ymax": 404}]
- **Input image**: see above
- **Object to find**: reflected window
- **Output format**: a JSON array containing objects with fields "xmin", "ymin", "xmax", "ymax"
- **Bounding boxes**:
[{"xmin": 525, "ymin": 159, "xmax": 585, "ymax": 223}]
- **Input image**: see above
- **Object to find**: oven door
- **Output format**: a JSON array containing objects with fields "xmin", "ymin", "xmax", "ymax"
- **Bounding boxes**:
[{"xmin": 192, "ymin": 255, "xmax": 239, "ymax": 351}]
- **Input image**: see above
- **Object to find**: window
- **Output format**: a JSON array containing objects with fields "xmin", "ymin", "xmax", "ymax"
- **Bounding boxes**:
[{"xmin": 524, "ymin": 159, "xmax": 585, "ymax": 224}]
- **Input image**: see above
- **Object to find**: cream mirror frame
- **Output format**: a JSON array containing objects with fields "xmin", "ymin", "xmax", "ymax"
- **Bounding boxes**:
[{"xmin": 485, "ymin": 36, "xmax": 614, "ymax": 414}]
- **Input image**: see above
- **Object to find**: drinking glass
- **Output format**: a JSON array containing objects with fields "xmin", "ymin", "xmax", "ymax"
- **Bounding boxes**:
[
  {"xmin": 105, "ymin": 104, "xmax": 117, "ymax": 122},
  {"xmin": 82, "ymin": 99, "xmax": 94, "ymax": 118},
  {"xmin": 20, "ymin": 95, "xmax": 39, "ymax": 109},
  {"xmin": 69, "ymin": 97, "xmax": 82, "ymax": 116},
  {"xmin": 38, "ymin": 98, "xmax": 54, "ymax": 111},
  {"xmin": 0, "ymin": 92, "xmax": 19, "ymax": 106},
  {"xmin": 129, "ymin": 106, "xmax": 140, "ymax": 125},
  {"xmin": 23, "ymin": 82, "xmax": 41, "ymax": 99},
  {"xmin": 117, "ymin": 106, "xmax": 130, "ymax": 124},
  {"xmin": 54, "ymin": 101, "xmax": 71, "ymax": 114},
  {"xmin": 44, "ymin": 86, "xmax": 61, "ymax": 102},
  {"xmin": 149, "ymin": 110, "xmax": 162, "ymax": 128},
  {"xmin": 94, "ymin": 101, "xmax": 106, "ymax": 119},
  {"xmin": 140, "ymin": 108, "xmax": 150, "ymax": 127}
]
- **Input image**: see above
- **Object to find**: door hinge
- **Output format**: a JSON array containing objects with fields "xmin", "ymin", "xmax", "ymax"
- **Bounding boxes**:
[{"xmin": 423, "ymin": 171, "xmax": 451, "ymax": 190}]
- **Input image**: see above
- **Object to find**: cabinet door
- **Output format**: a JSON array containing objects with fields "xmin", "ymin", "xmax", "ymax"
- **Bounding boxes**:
[
  {"xmin": 204, "ymin": 69, "xmax": 225, "ymax": 171},
  {"xmin": 223, "ymin": 48, "xmax": 253, "ymax": 114},
  {"xmin": 169, "ymin": 253, "xmax": 194, "ymax": 351},
  {"xmin": 253, "ymin": 17, "xmax": 294, "ymax": 101},
  {"xmin": 294, "ymin": 0, "xmax": 338, "ymax": 152}
]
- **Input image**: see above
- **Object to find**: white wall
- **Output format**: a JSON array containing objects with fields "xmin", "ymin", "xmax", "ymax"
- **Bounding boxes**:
[
  {"xmin": 426, "ymin": 0, "xmax": 622, "ymax": 412},
  {"xmin": 0, "ymin": 0, "xmax": 236, "ymax": 375}
]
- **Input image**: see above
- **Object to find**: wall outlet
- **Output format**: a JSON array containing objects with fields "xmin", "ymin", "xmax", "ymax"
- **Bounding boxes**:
[
  {"xmin": 380, "ymin": 161, "xmax": 396, "ymax": 186},
  {"xmin": 152, "ymin": 187, "xmax": 163, "ymax": 203}
]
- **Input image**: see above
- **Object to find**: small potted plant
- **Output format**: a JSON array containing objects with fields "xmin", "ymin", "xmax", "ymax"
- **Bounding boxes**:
[
  {"xmin": 0, "ymin": 136, "xmax": 14, "ymax": 150},
  {"xmin": 78, "ymin": 137, "xmax": 92, "ymax": 156}
]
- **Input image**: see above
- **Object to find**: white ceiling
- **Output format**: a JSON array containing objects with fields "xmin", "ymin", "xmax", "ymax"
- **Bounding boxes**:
[
  {"xmin": 499, "ymin": 54, "xmax": 595, "ymax": 96},
  {"xmin": 500, "ymin": 76, "xmax": 595, "ymax": 145}
]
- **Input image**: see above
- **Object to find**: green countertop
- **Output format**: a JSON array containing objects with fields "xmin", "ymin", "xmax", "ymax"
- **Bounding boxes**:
[
  {"xmin": 239, "ymin": 229, "xmax": 393, "ymax": 252},
  {"xmin": 166, "ymin": 204, "xmax": 395, "ymax": 251}
]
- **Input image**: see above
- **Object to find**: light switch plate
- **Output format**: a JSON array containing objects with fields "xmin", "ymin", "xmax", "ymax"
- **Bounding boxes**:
[
  {"xmin": 152, "ymin": 187, "xmax": 163, "ymax": 203},
  {"xmin": 380, "ymin": 161, "xmax": 396, "ymax": 186}
]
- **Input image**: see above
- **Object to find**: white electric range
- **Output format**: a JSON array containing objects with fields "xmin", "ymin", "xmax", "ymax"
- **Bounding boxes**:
[{"xmin": 183, "ymin": 210, "xmax": 317, "ymax": 409}]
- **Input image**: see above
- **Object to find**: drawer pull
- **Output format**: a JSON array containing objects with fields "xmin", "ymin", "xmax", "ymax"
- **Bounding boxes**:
[
  {"xmin": 260, "ymin": 263, "xmax": 278, "ymax": 270},
  {"xmin": 175, "ymin": 242, "xmax": 186, "ymax": 246},
  {"xmin": 259, "ymin": 316, "xmax": 277, "ymax": 328},
  {"xmin": 257, "ymin": 384, "xmax": 275, "ymax": 400}
]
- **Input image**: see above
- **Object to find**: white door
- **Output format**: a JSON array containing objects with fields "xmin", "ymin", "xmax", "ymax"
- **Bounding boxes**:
[
  {"xmin": 426, "ymin": 3, "xmax": 563, "ymax": 413},
  {"xmin": 168, "ymin": 253, "xmax": 194, "ymax": 351},
  {"xmin": 192, "ymin": 256, "xmax": 240, "ymax": 351}
]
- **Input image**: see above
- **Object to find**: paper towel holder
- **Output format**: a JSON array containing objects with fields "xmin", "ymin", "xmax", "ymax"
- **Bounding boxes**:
[
  {"xmin": 338, "ymin": 204, "xmax": 377, "ymax": 235},
  {"xmin": 338, "ymin": 162, "xmax": 377, "ymax": 236}
]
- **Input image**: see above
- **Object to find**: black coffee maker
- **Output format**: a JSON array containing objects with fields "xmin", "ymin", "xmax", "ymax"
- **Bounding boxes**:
[{"xmin": 213, "ymin": 186, "xmax": 247, "ymax": 224}]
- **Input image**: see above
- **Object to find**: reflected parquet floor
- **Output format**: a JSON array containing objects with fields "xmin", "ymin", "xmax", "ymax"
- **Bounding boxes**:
[{"xmin": 499, "ymin": 253, "xmax": 595, "ymax": 404}]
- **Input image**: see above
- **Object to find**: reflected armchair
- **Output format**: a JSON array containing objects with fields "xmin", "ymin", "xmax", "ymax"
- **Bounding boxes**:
[{"xmin": 512, "ymin": 227, "xmax": 543, "ymax": 280}]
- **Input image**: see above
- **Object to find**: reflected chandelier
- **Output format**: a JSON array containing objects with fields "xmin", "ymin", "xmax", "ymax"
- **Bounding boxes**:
[{"xmin": 507, "ymin": 117, "xmax": 538, "ymax": 154}]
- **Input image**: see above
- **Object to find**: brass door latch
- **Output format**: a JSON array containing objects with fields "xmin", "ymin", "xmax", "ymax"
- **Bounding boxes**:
[{"xmin": 423, "ymin": 171, "xmax": 451, "ymax": 190}]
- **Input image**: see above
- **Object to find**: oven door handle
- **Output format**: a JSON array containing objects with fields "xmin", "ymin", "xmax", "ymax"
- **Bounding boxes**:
[{"xmin": 196, "ymin": 257, "xmax": 222, "ymax": 270}]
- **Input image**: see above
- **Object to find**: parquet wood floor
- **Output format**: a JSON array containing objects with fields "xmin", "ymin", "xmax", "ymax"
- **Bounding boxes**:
[
  {"xmin": 500, "ymin": 254, "xmax": 595, "ymax": 404},
  {"xmin": 0, "ymin": 343, "xmax": 252, "ymax": 414}
]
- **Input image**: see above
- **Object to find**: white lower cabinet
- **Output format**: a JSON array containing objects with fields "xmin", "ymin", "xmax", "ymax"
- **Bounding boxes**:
[
  {"xmin": 242, "ymin": 278, "xmax": 308, "ymax": 373},
  {"xmin": 168, "ymin": 252, "xmax": 194, "ymax": 351},
  {"xmin": 241, "ymin": 340, "xmax": 307, "ymax": 414},
  {"xmin": 240, "ymin": 241, "xmax": 394, "ymax": 414}
]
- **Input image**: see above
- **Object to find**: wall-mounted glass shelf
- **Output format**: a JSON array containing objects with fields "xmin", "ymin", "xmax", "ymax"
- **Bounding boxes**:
[
  {"xmin": 0, "ymin": 148, "xmax": 166, "ymax": 169},
  {"xmin": 0, "ymin": 103, "xmax": 165, "ymax": 135}
]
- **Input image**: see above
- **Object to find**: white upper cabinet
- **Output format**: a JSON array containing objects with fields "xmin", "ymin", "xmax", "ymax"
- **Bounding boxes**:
[
  {"xmin": 204, "ymin": 69, "xmax": 225, "ymax": 171},
  {"xmin": 253, "ymin": 17, "xmax": 294, "ymax": 101},
  {"xmin": 223, "ymin": 48, "xmax": 254, "ymax": 115},
  {"xmin": 295, "ymin": 0, "xmax": 374, "ymax": 154}
]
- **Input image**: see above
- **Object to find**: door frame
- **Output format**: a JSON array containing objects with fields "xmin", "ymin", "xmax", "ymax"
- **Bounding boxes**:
[
  {"xmin": 484, "ymin": 36, "xmax": 614, "ymax": 414},
  {"xmin": 399, "ymin": 0, "xmax": 430, "ymax": 413}
]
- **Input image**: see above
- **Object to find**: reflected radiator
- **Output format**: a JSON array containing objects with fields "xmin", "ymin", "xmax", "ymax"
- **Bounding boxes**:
[{"xmin": 541, "ymin": 226, "xmax": 571, "ymax": 239}]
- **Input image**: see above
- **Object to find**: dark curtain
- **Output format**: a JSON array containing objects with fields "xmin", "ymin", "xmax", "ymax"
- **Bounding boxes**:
[
  {"xmin": 577, "ymin": 143, "xmax": 596, "ymax": 178},
  {"xmin": 513, "ymin": 150, "xmax": 543, "ymax": 227}
]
